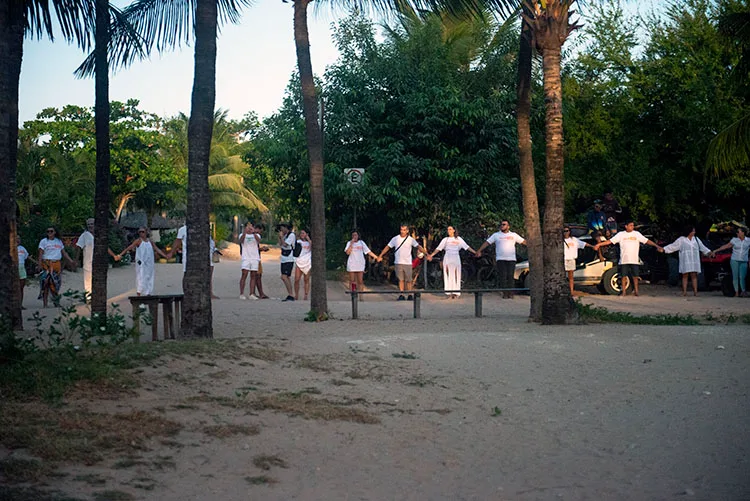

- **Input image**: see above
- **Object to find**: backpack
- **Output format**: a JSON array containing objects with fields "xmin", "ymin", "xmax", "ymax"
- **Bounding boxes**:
[{"xmin": 293, "ymin": 241, "xmax": 303, "ymax": 258}]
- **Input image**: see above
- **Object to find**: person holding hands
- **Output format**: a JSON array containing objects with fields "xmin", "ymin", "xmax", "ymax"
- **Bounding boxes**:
[
  {"xmin": 712, "ymin": 226, "xmax": 749, "ymax": 297},
  {"xmin": 563, "ymin": 226, "xmax": 595, "ymax": 295},
  {"xmin": 426, "ymin": 225, "xmax": 476, "ymax": 299},
  {"xmin": 118, "ymin": 227, "xmax": 168, "ymax": 296},
  {"xmin": 475, "ymin": 220, "xmax": 526, "ymax": 298},
  {"xmin": 345, "ymin": 230, "xmax": 381, "ymax": 300},
  {"xmin": 378, "ymin": 224, "xmax": 427, "ymax": 301}
]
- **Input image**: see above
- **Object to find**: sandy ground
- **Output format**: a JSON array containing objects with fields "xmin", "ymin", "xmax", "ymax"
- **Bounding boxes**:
[{"xmin": 5, "ymin": 250, "xmax": 750, "ymax": 500}]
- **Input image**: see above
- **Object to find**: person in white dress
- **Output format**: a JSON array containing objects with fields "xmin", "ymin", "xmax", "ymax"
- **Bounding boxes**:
[
  {"xmin": 345, "ymin": 230, "xmax": 381, "ymax": 300},
  {"xmin": 713, "ymin": 226, "xmax": 749, "ymax": 297},
  {"xmin": 118, "ymin": 227, "xmax": 168, "ymax": 296},
  {"xmin": 662, "ymin": 226, "xmax": 711, "ymax": 297},
  {"xmin": 563, "ymin": 226, "xmax": 594, "ymax": 295},
  {"xmin": 294, "ymin": 229, "xmax": 312, "ymax": 300},
  {"xmin": 426, "ymin": 226, "xmax": 477, "ymax": 299},
  {"xmin": 238, "ymin": 222, "xmax": 261, "ymax": 300}
]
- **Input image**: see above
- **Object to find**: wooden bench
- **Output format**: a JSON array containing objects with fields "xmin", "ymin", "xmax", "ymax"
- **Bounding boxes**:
[
  {"xmin": 345, "ymin": 288, "xmax": 529, "ymax": 319},
  {"xmin": 129, "ymin": 294, "xmax": 184, "ymax": 341}
]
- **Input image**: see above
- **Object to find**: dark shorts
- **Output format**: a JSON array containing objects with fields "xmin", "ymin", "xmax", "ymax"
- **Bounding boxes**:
[
  {"xmin": 281, "ymin": 262, "xmax": 294, "ymax": 276},
  {"xmin": 620, "ymin": 264, "xmax": 640, "ymax": 278},
  {"xmin": 495, "ymin": 260, "xmax": 516, "ymax": 289}
]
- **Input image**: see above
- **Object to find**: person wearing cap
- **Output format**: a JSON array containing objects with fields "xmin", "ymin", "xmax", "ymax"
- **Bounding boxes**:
[
  {"xmin": 602, "ymin": 190, "xmax": 623, "ymax": 232},
  {"xmin": 587, "ymin": 200, "xmax": 606, "ymax": 233},
  {"xmin": 277, "ymin": 223, "xmax": 296, "ymax": 301}
]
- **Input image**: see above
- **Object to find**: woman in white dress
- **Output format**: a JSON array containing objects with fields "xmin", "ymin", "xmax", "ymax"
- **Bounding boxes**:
[
  {"xmin": 663, "ymin": 225, "xmax": 712, "ymax": 297},
  {"xmin": 118, "ymin": 227, "xmax": 168, "ymax": 296},
  {"xmin": 294, "ymin": 229, "xmax": 312, "ymax": 300},
  {"xmin": 345, "ymin": 230, "xmax": 381, "ymax": 298},
  {"xmin": 426, "ymin": 226, "xmax": 477, "ymax": 299}
]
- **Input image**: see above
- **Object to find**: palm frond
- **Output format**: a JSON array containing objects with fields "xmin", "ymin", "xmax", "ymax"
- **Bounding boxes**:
[
  {"xmin": 316, "ymin": 0, "xmax": 518, "ymax": 25},
  {"xmin": 706, "ymin": 113, "xmax": 750, "ymax": 178},
  {"xmin": 208, "ymin": 173, "xmax": 268, "ymax": 211},
  {"xmin": 25, "ymin": 0, "xmax": 94, "ymax": 49}
]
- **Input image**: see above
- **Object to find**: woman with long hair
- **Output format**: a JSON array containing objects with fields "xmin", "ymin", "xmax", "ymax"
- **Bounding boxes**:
[
  {"xmin": 345, "ymin": 230, "xmax": 381, "ymax": 300},
  {"xmin": 663, "ymin": 225, "xmax": 712, "ymax": 296},
  {"xmin": 37, "ymin": 227, "xmax": 75, "ymax": 307},
  {"xmin": 294, "ymin": 229, "xmax": 312, "ymax": 300},
  {"xmin": 426, "ymin": 226, "xmax": 477, "ymax": 299},
  {"xmin": 713, "ymin": 226, "xmax": 750, "ymax": 297},
  {"xmin": 118, "ymin": 227, "xmax": 168, "ymax": 296}
]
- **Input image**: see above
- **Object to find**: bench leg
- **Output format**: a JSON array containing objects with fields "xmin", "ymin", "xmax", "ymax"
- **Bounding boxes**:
[
  {"xmin": 148, "ymin": 302, "xmax": 159, "ymax": 342},
  {"xmin": 351, "ymin": 293, "xmax": 358, "ymax": 320},
  {"xmin": 174, "ymin": 300, "xmax": 181, "ymax": 336},
  {"xmin": 474, "ymin": 292, "xmax": 483, "ymax": 318},
  {"xmin": 131, "ymin": 302, "xmax": 141, "ymax": 342},
  {"xmin": 413, "ymin": 293, "xmax": 421, "ymax": 319},
  {"xmin": 164, "ymin": 301, "xmax": 175, "ymax": 339}
]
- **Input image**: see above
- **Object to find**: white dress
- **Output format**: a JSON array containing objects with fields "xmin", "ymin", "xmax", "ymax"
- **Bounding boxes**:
[
  {"xmin": 135, "ymin": 240, "xmax": 155, "ymax": 295},
  {"xmin": 434, "ymin": 237, "xmax": 469, "ymax": 296},
  {"xmin": 663, "ymin": 236, "xmax": 710, "ymax": 274},
  {"xmin": 295, "ymin": 240, "xmax": 312, "ymax": 275}
]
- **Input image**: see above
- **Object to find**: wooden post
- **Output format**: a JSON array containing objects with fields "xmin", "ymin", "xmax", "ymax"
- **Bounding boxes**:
[
  {"xmin": 148, "ymin": 301, "xmax": 159, "ymax": 341},
  {"xmin": 163, "ymin": 298, "xmax": 175, "ymax": 339},
  {"xmin": 174, "ymin": 298, "xmax": 181, "ymax": 335},
  {"xmin": 351, "ymin": 292, "xmax": 358, "ymax": 319},
  {"xmin": 474, "ymin": 292, "xmax": 483, "ymax": 318},
  {"xmin": 131, "ymin": 300, "xmax": 141, "ymax": 341},
  {"xmin": 413, "ymin": 292, "xmax": 421, "ymax": 318}
]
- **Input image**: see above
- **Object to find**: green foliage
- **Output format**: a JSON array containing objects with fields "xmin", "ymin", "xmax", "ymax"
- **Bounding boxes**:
[{"xmin": 574, "ymin": 301, "xmax": 701, "ymax": 325}]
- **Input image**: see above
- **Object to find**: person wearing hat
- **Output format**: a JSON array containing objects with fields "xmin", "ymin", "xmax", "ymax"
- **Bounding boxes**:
[
  {"xmin": 587, "ymin": 200, "xmax": 606, "ymax": 234},
  {"xmin": 277, "ymin": 223, "xmax": 296, "ymax": 301}
]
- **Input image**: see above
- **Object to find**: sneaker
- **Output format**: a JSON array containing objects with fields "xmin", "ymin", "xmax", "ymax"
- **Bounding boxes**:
[
  {"xmin": 239, "ymin": 295, "xmax": 247, "ymax": 300},
  {"xmin": 407, "ymin": 295, "xmax": 413, "ymax": 301},
  {"xmin": 397, "ymin": 295, "xmax": 406, "ymax": 301},
  {"xmin": 283, "ymin": 295, "xmax": 295, "ymax": 302},
  {"xmin": 248, "ymin": 294, "xmax": 259, "ymax": 300}
]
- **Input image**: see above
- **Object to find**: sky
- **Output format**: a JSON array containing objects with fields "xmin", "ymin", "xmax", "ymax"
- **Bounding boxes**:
[{"xmin": 19, "ymin": 1, "xmax": 664, "ymax": 126}]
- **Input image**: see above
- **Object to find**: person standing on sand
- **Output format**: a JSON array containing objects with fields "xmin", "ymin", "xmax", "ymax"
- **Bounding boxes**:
[
  {"xmin": 713, "ymin": 226, "xmax": 749, "ymax": 297},
  {"xmin": 475, "ymin": 220, "xmax": 526, "ymax": 298},
  {"xmin": 38, "ymin": 227, "xmax": 76, "ymax": 308},
  {"xmin": 595, "ymin": 220, "xmax": 663, "ymax": 297},
  {"xmin": 426, "ymin": 225, "xmax": 476, "ymax": 299},
  {"xmin": 294, "ymin": 229, "xmax": 312, "ymax": 300},
  {"xmin": 75, "ymin": 217, "xmax": 118, "ymax": 300},
  {"xmin": 345, "ymin": 230, "xmax": 381, "ymax": 300},
  {"xmin": 118, "ymin": 227, "xmax": 168, "ymax": 296},
  {"xmin": 378, "ymin": 224, "xmax": 427, "ymax": 301},
  {"xmin": 239, "ymin": 222, "xmax": 261, "ymax": 300},
  {"xmin": 662, "ymin": 225, "xmax": 712, "ymax": 297},
  {"xmin": 278, "ymin": 223, "xmax": 296, "ymax": 302}
]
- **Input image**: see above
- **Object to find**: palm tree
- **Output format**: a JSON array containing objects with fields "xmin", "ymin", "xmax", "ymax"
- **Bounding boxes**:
[
  {"xmin": 523, "ymin": 0, "xmax": 580, "ymax": 324},
  {"xmin": 1, "ymin": 0, "xmax": 92, "ymax": 329}
]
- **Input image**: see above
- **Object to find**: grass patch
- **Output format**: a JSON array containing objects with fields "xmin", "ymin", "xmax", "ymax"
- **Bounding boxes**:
[
  {"xmin": 293, "ymin": 355, "xmax": 335, "ymax": 373},
  {"xmin": 92, "ymin": 491, "xmax": 135, "ymax": 501},
  {"xmin": 245, "ymin": 475, "xmax": 278, "ymax": 485},
  {"xmin": 0, "ymin": 458, "xmax": 51, "ymax": 483},
  {"xmin": 252, "ymin": 392, "xmax": 380, "ymax": 424},
  {"xmin": 253, "ymin": 454, "xmax": 288, "ymax": 470},
  {"xmin": 0, "ymin": 403, "xmax": 182, "ymax": 466},
  {"xmin": 330, "ymin": 379, "xmax": 354, "ymax": 386},
  {"xmin": 575, "ymin": 301, "xmax": 701, "ymax": 325},
  {"xmin": 72, "ymin": 474, "xmax": 108, "ymax": 486},
  {"xmin": 392, "ymin": 351, "xmax": 419, "ymax": 359},
  {"xmin": 203, "ymin": 424, "xmax": 260, "ymax": 438},
  {"xmin": 112, "ymin": 457, "xmax": 148, "ymax": 469},
  {"xmin": 0, "ymin": 486, "xmax": 84, "ymax": 501}
]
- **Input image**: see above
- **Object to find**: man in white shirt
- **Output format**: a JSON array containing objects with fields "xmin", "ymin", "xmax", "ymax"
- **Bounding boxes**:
[
  {"xmin": 75, "ymin": 218, "xmax": 117, "ymax": 300},
  {"xmin": 476, "ymin": 220, "xmax": 526, "ymax": 298},
  {"xmin": 595, "ymin": 220, "xmax": 663, "ymax": 297},
  {"xmin": 278, "ymin": 223, "xmax": 296, "ymax": 301},
  {"xmin": 378, "ymin": 224, "xmax": 427, "ymax": 301}
]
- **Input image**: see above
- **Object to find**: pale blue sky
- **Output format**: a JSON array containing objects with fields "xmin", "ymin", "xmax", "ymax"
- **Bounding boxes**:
[{"xmin": 19, "ymin": 1, "xmax": 663, "ymax": 125}]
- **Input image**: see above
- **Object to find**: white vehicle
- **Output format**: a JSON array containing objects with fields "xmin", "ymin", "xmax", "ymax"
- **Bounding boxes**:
[{"xmin": 514, "ymin": 257, "xmax": 637, "ymax": 295}]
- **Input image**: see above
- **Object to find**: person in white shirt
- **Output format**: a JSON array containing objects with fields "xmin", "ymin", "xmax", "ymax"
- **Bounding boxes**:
[
  {"xmin": 294, "ymin": 229, "xmax": 313, "ymax": 300},
  {"xmin": 426, "ymin": 226, "xmax": 477, "ymax": 299},
  {"xmin": 662, "ymin": 225, "xmax": 712, "ymax": 297},
  {"xmin": 75, "ymin": 218, "xmax": 118, "ymax": 300},
  {"xmin": 595, "ymin": 220, "xmax": 663, "ymax": 297},
  {"xmin": 251, "ymin": 224, "xmax": 270, "ymax": 299},
  {"xmin": 37, "ymin": 227, "xmax": 76, "ymax": 307},
  {"xmin": 713, "ymin": 226, "xmax": 749, "ymax": 297},
  {"xmin": 16, "ymin": 236, "xmax": 34, "ymax": 308},
  {"xmin": 563, "ymin": 226, "xmax": 594, "ymax": 295},
  {"xmin": 118, "ymin": 227, "xmax": 168, "ymax": 296},
  {"xmin": 475, "ymin": 220, "xmax": 526, "ymax": 298},
  {"xmin": 277, "ymin": 223, "xmax": 297, "ymax": 301},
  {"xmin": 239, "ymin": 222, "xmax": 261, "ymax": 300},
  {"xmin": 345, "ymin": 230, "xmax": 381, "ymax": 300},
  {"xmin": 378, "ymin": 224, "xmax": 427, "ymax": 301}
]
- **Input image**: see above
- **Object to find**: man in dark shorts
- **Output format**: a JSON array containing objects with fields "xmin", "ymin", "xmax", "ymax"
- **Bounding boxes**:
[
  {"xmin": 595, "ymin": 220, "xmax": 663, "ymax": 296},
  {"xmin": 278, "ymin": 223, "xmax": 296, "ymax": 301}
]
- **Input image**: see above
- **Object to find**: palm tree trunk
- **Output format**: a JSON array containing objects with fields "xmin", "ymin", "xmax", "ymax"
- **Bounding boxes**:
[
  {"xmin": 181, "ymin": 0, "xmax": 216, "ymax": 338},
  {"xmin": 540, "ymin": 44, "xmax": 570, "ymax": 324},
  {"xmin": 92, "ymin": 0, "xmax": 111, "ymax": 316},
  {"xmin": 293, "ymin": 0, "xmax": 328, "ymax": 317},
  {"xmin": 516, "ymin": 14, "xmax": 543, "ymax": 323},
  {"xmin": 0, "ymin": 1, "xmax": 24, "ymax": 330}
]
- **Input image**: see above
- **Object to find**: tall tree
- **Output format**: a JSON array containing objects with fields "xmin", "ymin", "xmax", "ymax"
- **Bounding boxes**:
[{"xmin": 524, "ymin": 0, "xmax": 580, "ymax": 324}]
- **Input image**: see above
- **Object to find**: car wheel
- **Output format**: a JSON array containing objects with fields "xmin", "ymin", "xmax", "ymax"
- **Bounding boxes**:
[{"xmin": 601, "ymin": 267, "xmax": 633, "ymax": 295}]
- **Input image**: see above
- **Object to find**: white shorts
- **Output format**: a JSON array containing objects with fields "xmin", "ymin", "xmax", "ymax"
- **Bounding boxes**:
[
  {"xmin": 565, "ymin": 259, "xmax": 576, "ymax": 272},
  {"xmin": 242, "ymin": 259, "xmax": 260, "ymax": 271}
]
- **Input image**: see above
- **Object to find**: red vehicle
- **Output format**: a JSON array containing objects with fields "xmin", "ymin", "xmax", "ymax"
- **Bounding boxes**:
[{"xmin": 700, "ymin": 251, "xmax": 736, "ymax": 297}]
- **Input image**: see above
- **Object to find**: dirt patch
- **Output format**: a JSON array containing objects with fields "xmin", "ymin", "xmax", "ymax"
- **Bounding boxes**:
[
  {"xmin": 203, "ymin": 424, "xmax": 261, "ymax": 438},
  {"xmin": 251, "ymin": 392, "xmax": 381, "ymax": 424}
]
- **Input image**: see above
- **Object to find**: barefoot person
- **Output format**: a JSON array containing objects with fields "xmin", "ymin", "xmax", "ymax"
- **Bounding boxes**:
[
  {"xmin": 378, "ymin": 224, "xmax": 427, "ymax": 301},
  {"xmin": 345, "ymin": 230, "xmax": 381, "ymax": 300},
  {"xmin": 239, "ymin": 222, "xmax": 261, "ymax": 300},
  {"xmin": 594, "ymin": 220, "xmax": 663, "ymax": 297},
  {"xmin": 563, "ymin": 226, "xmax": 594, "ymax": 295},
  {"xmin": 426, "ymin": 226, "xmax": 476, "ymax": 299},
  {"xmin": 293, "ymin": 229, "xmax": 312, "ymax": 300},
  {"xmin": 475, "ymin": 220, "xmax": 526, "ymax": 298},
  {"xmin": 118, "ymin": 227, "xmax": 168, "ymax": 296},
  {"xmin": 713, "ymin": 226, "xmax": 749, "ymax": 297},
  {"xmin": 38, "ymin": 227, "xmax": 76, "ymax": 307},
  {"xmin": 662, "ymin": 225, "xmax": 712, "ymax": 297},
  {"xmin": 278, "ymin": 223, "xmax": 296, "ymax": 302}
]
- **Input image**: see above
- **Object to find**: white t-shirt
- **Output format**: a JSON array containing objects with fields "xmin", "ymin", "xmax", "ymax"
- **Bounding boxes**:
[
  {"xmin": 177, "ymin": 225, "xmax": 187, "ymax": 272},
  {"xmin": 240, "ymin": 231, "xmax": 260, "ymax": 261},
  {"xmin": 486, "ymin": 231, "xmax": 525, "ymax": 261},
  {"xmin": 610, "ymin": 230, "xmax": 648, "ymax": 265},
  {"xmin": 280, "ymin": 232, "xmax": 296, "ymax": 264},
  {"xmin": 39, "ymin": 238, "xmax": 64, "ymax": 261},
  {"xmin": 76, "ymin": 230, "xmax": 94, "ymax": 270},
  {"xmin": 435, "ymin": 237, "xmax": 469, "ymax": 257},
  {"xmin": 730, "ymin": 237, "xmax": 750, "ymax": 262},
  {"xmin": 388, "ymin": 235, "xmax": 419, "ymax": 265},
  {"xmin": 17, "ymin": 245, "xmax": 28, "ymax": 267},
  {"xmin": 564, "ymin": 237, "xmax": 587, "ymax": 261},
  {"xmin": 345, "ymin": 240, "xmax": 371, "ymax": 272}
]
